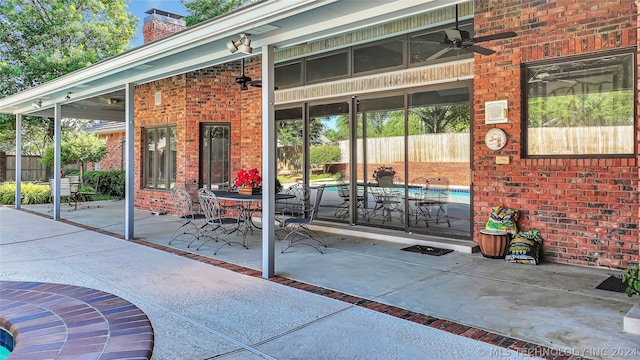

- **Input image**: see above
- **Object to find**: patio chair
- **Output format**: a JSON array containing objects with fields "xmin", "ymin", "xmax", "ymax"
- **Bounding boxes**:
[
  {"xmin": 275, "ymin": 183, "xmax": 308, "ymax": 237},
  {"xmin": 197, "ymin": 188, "xmax": 247, "ymax": 255},
  {"xmin": 368, "ymin": 185, "xmax": 403, "ymax": 224},
  {"xmin": 168, "ymin": 187, "xmax": 206, "ymax": 247},
  {"xmin": 48, "ymin": 178, "xmax": 76, "ymax": 211},
  {"xmin": 334, "ymin": 178, "xmax": 366, "ymax": 219},
  {"xmin": 280, "ymin": 184, "xmax": 327, "ymax": 254},
  {"xmin": 414, "ymin": 177, "xmax": 450, "ymax": 227}
]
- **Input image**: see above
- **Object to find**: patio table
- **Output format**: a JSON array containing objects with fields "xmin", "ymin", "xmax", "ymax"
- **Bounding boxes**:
[{"xmin": 213, "ymin": 191, "xmax": 296, "ymax": 231}]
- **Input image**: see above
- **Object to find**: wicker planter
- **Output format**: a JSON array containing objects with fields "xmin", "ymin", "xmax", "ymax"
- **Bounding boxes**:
[{"xmin": 238, "ymin": 186, "xmax": 261, "ymax": 196}]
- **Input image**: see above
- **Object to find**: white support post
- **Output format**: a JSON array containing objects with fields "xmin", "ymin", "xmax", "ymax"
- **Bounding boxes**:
[
  {"xmin": 15, "ymin": 114, "xmax": 22, "ymax": 209},
  {"xmin": 53, "ymin": 103, "xmax": 62, "ymax": 220},
  {"xmin": 124, "ymin": 83, "xmax": 135, "ymax": 240},
  {"xmin": 262, "ymin": 44, "xmax": 276, "ymax": 278}
]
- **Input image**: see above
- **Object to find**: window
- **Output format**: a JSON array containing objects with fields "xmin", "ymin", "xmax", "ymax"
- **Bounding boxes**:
[
  {"xmin": 353, "ymin": 38, "xmax": 404, "ymax": 74},
  {"xmin": 144, "ymin": 125, "xmax": 176, "ymax": 189},
  {"xmin": 275, "ymin": 60, "xmax": 303, "ymax": 89},
  {"xmin": 306, "ymin": 51, "xmax": 349, "ymax": 83},
  {"xmin": 200, "ymin": 123, "xmax": 231, "ymax": 189},
  {"xmin": 524, "ymin": 50, "xmax": 635, "ymax": 156},
  {"xmin": 274, "ymin": 19, "xmax": 476, "ymax": 87}
]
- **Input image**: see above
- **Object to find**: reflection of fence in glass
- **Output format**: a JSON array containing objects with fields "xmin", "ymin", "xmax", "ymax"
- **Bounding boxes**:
[
  {"xmin": 336, "ymin": 133, "xmax": 470, "ymax": 163},
  {"xmin": 528, "ymin": 126, "xmax": 633, "ymax": 155}
]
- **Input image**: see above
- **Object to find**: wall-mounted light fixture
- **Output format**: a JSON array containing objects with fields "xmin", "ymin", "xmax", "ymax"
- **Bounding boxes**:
[
  {"xmin": 32, "ymin": 99, "xmax": 42, "ymax": 109},
  {"xmin": 106, "ymin": 98, "xmax": 119, "ymax": 104},
  {"xmin": 226, "ymin": 34, "xmax": 252, "ymax": 54}
]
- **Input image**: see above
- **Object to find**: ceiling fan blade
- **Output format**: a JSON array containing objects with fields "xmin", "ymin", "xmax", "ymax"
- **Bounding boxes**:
[
  {"xmin": 427, "ymin": 47, "xmax": 453, "ymax": 60},
  {"xmin": 248, "ymin": 80, "xmax": 262, "ymax": 88},
  {"xmin": 466, "ymin": 44, "xmax": 495, "ymax": 55},
  {"xmin": 400, "ymin": 39, "xmax": 440, "ymax": 45},
  {"xmin": 473, "ymin": 31, "xmax": 517, "ymax": 43}
]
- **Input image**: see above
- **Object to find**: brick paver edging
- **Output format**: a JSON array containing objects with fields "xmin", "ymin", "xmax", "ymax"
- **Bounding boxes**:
[
  {"xmin": 20, "ymin": 209, "xmax": 589, "ymax": 360},
  {"xmin": 0, "ymin": 281, "xmax": 154, "ymax": 360}
]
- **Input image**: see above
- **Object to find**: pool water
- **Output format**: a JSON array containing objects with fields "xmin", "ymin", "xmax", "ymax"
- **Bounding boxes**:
[
  {"xmin": 324, "ymin": 186, "xmax": 470, "ymax": 204},
  {"xmin": 0, "ymin": 346, "xmax": 10, "ymax": 360},
  {"xmin": 0, "ymin": 327, "xmax": 14, "ymax": 360}
]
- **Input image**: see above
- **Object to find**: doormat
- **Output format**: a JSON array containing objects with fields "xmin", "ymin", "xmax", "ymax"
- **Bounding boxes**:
[
  {"xmin": 401, "ymin": 245, "xmax": 453, "ymax": 256},
  {"xmin": 595, "ymin": 275, "xmax": 626, "ymax": 293}
]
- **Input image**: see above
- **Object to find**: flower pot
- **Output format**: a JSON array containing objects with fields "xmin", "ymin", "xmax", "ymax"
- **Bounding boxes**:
[
  {"xmin": 238, "ymin": 186, "xmax": 261, "ymax": 196},
  {"xmin": 478, "ymin": 229, "xmax": 510, "ymax": 258}
]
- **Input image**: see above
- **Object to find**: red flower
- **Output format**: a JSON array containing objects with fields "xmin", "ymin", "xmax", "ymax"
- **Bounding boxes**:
[{"xmin": 235, "ymin": 168, "xmax": 262, "ymax": 188}]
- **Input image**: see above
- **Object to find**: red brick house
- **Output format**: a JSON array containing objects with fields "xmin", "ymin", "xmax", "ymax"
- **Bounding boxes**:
[{"xmin": 1, "ymin": 1, "xmax": 638, "ymax": 275}]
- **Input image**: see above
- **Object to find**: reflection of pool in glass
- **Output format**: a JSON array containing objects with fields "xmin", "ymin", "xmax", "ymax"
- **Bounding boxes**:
[
  {"xmin": 323, "ymin": 186, "xmax": 470, "ymax": 204},
  {"xmin": 0, "ymin": 327, "xmax": 14, "ymax": 360}
]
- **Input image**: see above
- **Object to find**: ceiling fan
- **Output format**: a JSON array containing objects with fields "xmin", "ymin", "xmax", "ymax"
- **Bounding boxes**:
[
  {"xmin": 235, "ymin": 58, "xmax": 262, "ymax": 90},
  {"xmin": 409, "ymin": 4, "xmax": 517, "ymax": 59}
]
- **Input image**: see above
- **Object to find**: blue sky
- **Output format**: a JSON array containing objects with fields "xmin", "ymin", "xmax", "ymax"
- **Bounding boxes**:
[{"xmin": 127, "ymin": 0, "xmax": 188, "ymax": 47}]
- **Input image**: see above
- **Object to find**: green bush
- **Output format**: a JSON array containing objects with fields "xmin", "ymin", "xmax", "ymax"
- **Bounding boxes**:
[
  {"xmin": 310, "ymin": 145, "xmax": 341, "ymax": 173},
  {"xmin": 0, "ymin": 181, "xmax": 51, "ymax": 205},
  {"xmin": 76, "ymin": 185, "xmax": 97, "ymax": 202},
  {"xmin": 84, "ymin": 170, "xmax": 125, "ymax": 199}
]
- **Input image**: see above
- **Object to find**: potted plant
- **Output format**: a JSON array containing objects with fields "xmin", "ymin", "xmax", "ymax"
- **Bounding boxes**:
[
  {"xmin": 372, "ymin": 166, "xmax": 395, "ymax": 186},
  {"xmin": 235, "ymin": 168, "xmax": 262, "ymax": 195},
  {"xmin": 622, "ymin": 265, "xmax": 640, "ymax": 335},
  {"xmin": 622, "ymin": 265, "xmax": 640, "ymax": 298}
]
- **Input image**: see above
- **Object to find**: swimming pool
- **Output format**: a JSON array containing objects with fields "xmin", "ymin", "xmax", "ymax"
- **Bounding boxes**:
[
  {"xmin": 0, "ymin": 328, "xmax": 13, "ymax": 360},
  {"xmin": 323, "ymin": 185, "xmax": 470, "ymax": 204}
]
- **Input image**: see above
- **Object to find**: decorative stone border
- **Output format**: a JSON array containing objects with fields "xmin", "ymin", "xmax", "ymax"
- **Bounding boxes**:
[{"xmin": 0, "ymin": 281, "xmax": 153, "ymax": 359}]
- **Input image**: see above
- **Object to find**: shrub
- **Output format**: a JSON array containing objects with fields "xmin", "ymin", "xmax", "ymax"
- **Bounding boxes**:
[
  {"xmin": 84, "ymin": 170, "xmax": 125, "ymax": 199},
  {"xmin": 0, "ymin": 181, "xmax": 51, "ymax": 205},
  {"xmin": 310, "ymin": 145, "xmax": 341, "ymax": 173}
]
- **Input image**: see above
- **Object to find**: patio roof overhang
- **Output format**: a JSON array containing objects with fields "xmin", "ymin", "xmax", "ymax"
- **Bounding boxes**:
[{"xmin": 0, "ymin": 0, "xmax": 464, "ymax": 121}]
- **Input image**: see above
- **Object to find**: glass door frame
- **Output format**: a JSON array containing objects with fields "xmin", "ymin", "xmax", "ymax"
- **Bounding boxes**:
[{"xmin": 273, "ymin": 80, "xmax": 474, "ymax": 239}]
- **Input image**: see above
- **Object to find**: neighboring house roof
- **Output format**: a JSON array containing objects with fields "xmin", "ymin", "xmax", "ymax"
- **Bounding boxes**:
[
  {"xmin": 85, "ymin": 121, "xmax": 126, "ymax": 135},
  {"xmin": 0, "ymin": 0, "xmax": 464, "ymax": 122}
]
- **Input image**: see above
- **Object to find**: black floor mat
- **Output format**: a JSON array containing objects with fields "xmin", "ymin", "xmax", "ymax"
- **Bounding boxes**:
[
  {"xmin": 401, "ymin": 245, "xmax": 453, "ymax": 256},
  {"xmin": 595, "ymin": 275, "xmax": 626, "ymax": 293}
]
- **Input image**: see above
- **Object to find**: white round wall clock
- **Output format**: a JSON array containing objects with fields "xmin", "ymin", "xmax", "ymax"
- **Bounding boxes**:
[{"xmin": 484, "ymin": 128, "xmax": 507, "ymax": 151}]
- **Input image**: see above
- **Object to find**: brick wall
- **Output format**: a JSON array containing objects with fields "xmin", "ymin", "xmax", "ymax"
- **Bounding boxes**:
[
  {"xmin": 142, "ymin": 18, "xmax": 185, "ymax": 44},
  {"xmin": 132, "ymin": 58, "xmax": 263, "ymax": 212},
  {"xmin": 95, "ymin": 132, "xmax": 125, "ymax": 171},
  {"xmin": 472, "ymin": 0, "xmax": 639, "ymax": 269}
]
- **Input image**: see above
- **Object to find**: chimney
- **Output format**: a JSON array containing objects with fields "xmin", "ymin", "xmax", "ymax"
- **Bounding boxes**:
[{"xmin": 142, "ymin": 8, "xmax": 186, "ymax": 44}]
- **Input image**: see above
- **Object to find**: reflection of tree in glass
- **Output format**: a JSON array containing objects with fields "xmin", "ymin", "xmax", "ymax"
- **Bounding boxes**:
[
  {"xmin": 409, "ymin": 103, "xmax": 470, "ymax": 134},
  {"xmin": 528, "ymin": 91, "xmax": 633, "ymax": 128}
]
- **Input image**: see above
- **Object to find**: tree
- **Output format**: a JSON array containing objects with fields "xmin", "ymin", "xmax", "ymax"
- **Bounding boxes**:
[
  {"xmin": 309, "ymin": 145, "xmax": 341, "ymax": 174},
  {"xmin": 181, "ymin": 0, "xmax": 258, "ymax": 26},
  {"xmin": 41, "ymin": 132, "xmax": 108, "ymax": 182},
  {"xmin": 0, "ymin": 0, "xmax": 137, "ymax": 152}
]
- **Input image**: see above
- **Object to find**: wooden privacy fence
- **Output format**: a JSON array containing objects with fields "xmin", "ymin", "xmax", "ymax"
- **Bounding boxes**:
[
  {"xmin": 0, "ymin": 153, "xmax": 78, "ymax": 182},
  {"xmin": 337, "ymin": 133, "xmax": 470, "ymax": 163},
  {"xmin": 2, "ymin": 155, "xmax": 47, "ymax": 182}
]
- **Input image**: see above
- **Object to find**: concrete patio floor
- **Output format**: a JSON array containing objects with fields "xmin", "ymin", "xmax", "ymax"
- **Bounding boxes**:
[{"xmin": 2, "ymin": 200, "xmax": 639, "ymax": 359}]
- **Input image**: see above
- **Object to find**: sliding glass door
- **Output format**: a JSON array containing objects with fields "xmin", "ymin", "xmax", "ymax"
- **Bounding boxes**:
[{"xmin": 274, "ymin": 83, "xmax": 472, "ymax": 239}]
